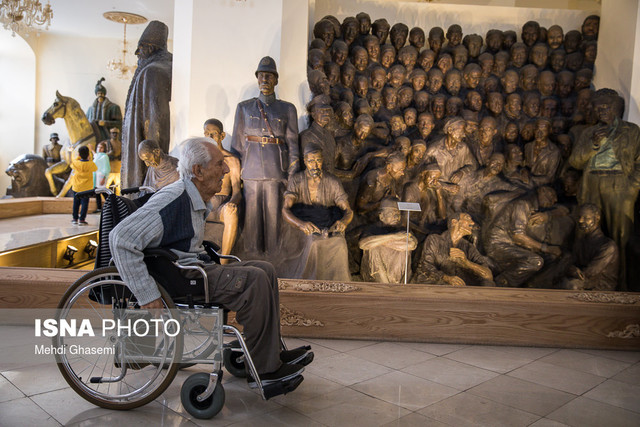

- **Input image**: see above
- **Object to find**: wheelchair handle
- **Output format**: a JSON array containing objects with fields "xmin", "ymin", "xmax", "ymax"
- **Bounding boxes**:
[
  {"xmin": 74, "ymin": 188, "xmax": 99, "ymax": 199},
  {"xmin": 75, "ymin": 186, "xmax": 156, "ymax": 199}
]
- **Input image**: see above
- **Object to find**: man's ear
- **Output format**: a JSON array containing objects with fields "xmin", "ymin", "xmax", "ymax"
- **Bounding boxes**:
[
  {"xmin": 192, "ymin": 164, "xmax": 203, "ymax": 181},
  {"xmin": 221, "ymin": 131, "xmax": 226, "ymax": 140}
]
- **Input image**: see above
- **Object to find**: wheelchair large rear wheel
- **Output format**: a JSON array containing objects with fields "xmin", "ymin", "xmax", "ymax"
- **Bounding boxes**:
[{"xmin": 54, "ymin": 266, "xmax": 183, "ymax": 410}]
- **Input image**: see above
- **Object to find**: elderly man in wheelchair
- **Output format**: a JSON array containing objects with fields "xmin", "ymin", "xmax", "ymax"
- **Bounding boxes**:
[
  {"xmin": 112, "ymin": 135, "xmax": 315, "ymax": 378},
  {"xmin": 54, "ymin": 137, "xmax": 313, "ymax": 419}
]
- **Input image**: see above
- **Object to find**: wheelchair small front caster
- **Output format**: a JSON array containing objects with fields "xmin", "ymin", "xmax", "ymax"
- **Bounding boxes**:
[
  {"xmin": 180, "ymin": 373, "xmax": 225, "ymax": 419},
  {"xmin": 223, "ymin": 348, "xmax": 247, "ymax": 378}
]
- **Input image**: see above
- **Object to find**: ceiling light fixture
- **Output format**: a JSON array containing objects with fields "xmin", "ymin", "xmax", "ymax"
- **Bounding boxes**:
[
  {"xmin": 103, "ymin": 11, "xmax": 147, "ymax": 80},
  {"xmin": 0, "ymin": 0, "xmax": 53, "ymax": 37}
]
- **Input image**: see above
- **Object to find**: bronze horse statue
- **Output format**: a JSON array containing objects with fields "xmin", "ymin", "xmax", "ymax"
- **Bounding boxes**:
[{"xmin": 41, "ymin": 91, "xmax": 98, "ymax": 195}]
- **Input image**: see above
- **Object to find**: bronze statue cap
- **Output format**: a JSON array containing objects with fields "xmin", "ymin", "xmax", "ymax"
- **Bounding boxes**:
[
  {"xmin": 255, "ymin": 56, "xmax": 279, "ymax": 78},
  {"xmin": 307, "ymin": 94, "xmax": 331, "ymax": 112},
  {"xmin": 380, "ymin": 198, "xmax": 399, "ymax": 210},
  {"xmin": 444, "ymin": 116, "xmax": 466, "ymax": 131},
  {"xmin": 50, "ymin": 133, "xmax": 59, "ymax": 139},
  {"xmin": 139, "ymin": 20, "xmax": 168, "ymax": 50},
  {"xmin": 412, "ymin": 139, "xmax": 427, "ymax": 147},
  {"xmin": 110, "ymin": 127, "xmax": 120, "ymax": 133},
  {"xmin": 303, "ymin": 142, "xmax": 323, "ymax": 156}
]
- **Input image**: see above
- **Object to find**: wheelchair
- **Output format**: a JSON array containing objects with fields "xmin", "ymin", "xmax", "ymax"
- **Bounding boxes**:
[{"xmin": 53, "ymin": 187, "xmax": 310, "ymax": 419}]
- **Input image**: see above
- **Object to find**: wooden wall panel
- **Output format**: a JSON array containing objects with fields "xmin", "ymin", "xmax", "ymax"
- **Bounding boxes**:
[
  {"xmin": 0, "ymin": 268, "xmax": 638, "ymax": 350},
  {"xmin": 278, "ymin": 280, "xmax": 640, "ymax": 351}
]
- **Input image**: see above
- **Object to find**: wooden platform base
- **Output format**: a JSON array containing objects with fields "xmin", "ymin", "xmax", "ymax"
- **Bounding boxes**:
[
  {"xmin": 0, "ymin": 196, "xmax": 97, "ymax": 219},
  {"xmin": 1, "ymin": 267, "xmax": 638, "ymax": 350},
  {"xmin": 277, "ymin": 279, "xmax": 640, "ymax": 350}
]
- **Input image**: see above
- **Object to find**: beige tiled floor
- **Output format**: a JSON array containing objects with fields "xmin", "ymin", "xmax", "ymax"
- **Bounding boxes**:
[
  {"xmin": 0, "ymin": 213, "xmax": 99, "ymax": 252},
  {"xmin": 1, "ymin": 331, "xmax": 639, "ymax": 427}
]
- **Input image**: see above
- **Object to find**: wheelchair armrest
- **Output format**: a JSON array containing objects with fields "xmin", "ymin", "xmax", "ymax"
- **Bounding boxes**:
[
  {"xmin": 203, "ymin": 240, "xmax": 220, "ymax": 252},
  {"xmin": 203, "ymin": 240, "xmax": 241, "ymax": 263},
  {"xmin": 218, "ymin": 254, "xmax": 242, "ymax": 262},
  {"xmin": 143, "ymin": 247, "xmax": 178, "ymax": 262}
]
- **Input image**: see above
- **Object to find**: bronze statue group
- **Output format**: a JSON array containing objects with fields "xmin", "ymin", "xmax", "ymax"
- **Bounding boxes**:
[{"xmin": 295, "ymin": 12, "xmax": 640, "ymax": 291}]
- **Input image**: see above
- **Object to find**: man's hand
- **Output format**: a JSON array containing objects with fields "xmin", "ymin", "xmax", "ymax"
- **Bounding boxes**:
[
  {"xmin": 141, "ymin": 298, "xmax": 164, "ymax": 310},
  {"xmin": 530, "ymin": 212, "xmax": 548, "ymax": 226},
  {"xmin": 442, "ymin": 183, "xmax": 459, "ymax": 195},
  {"xmin": 443, "ymin": 275, "xmax": 466, "ymax": 287},
  {"xmin": 329, "ymin": 220, "xmax": 346, "ymax": 234},
  {"xmin": 450, "ymin": 171, "xmax": 463, "ymax": 184},
  {"xmin": 592, "ymin": 126, "xmax": 608, "ymax": 149},
  {"xmin": 449, "ymin": 247, "xmax": 467, "ymax": 262},
  {"xmin": 299, "ymin": 221, "xmax": 321, "ymax": 235},
  {"xmin": 544, "ymin": 244, "xmax": 562, "ymax": 257}
]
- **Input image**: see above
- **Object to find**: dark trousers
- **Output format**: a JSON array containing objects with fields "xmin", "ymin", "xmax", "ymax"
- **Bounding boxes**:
[
  {"xmin": 195, "ymin": 260, "xmax": 281, "ymax": 374},
  {"xmin": 72, "ymin": 192, "xmax": 89, "ymax": 221},
  {"xmin": 488, "ymin": 242, "xmax": 544, "ymax": 287},
  {"xmin": 243, "ymin": 179, "xmax": 284, "ymax": 255},
  {"xmin": 95, "ymin": 193, "xmax": 104, "ymax": 210}
]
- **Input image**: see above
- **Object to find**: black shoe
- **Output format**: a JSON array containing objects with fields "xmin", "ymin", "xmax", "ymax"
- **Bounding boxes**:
[
  {"xmin": 281, "ymin": 347, "xmax": 314, "ymax": 366},
  {"xmin": 247, "ymin": 363, "xmax": 304, "ymax": 388}
]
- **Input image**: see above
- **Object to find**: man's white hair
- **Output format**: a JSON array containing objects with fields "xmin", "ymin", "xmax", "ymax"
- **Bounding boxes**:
[{"xmin": 177, "ymin": 137, "xmax": 215, "ymax": 179}]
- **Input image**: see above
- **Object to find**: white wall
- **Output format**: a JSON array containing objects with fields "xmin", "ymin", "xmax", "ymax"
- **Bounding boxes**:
[
  {"xmin": 595, "ymin": 0, "xmax": 640, "ymax": 122},
  {"xmin": 313, "ymin": 0, "xmax": 597, "ymax": 38},
  {"xmin": 31, "ymin": 32, "xmax": 174, "ymax": 155},
  {"xmin": 280, "ymin": 0, "xmax": 312, "ymax": 131},
  {"xmin": 0, "ymin": 32, "xmax": 36, "ymax": 193},
  {"xmin": 31, "ymin": 34, "xmax": 133, "ymax": 154},
  {"xmin": 171, "ymin": 0, "xmax": 310, "ymax": 150},
  {"xmin": 630, "ymin": 3, "xmax": 640, "ymax": 124},
  {"xmin": 171, "ymin": 0, "xmax": 283, "ymax": 150}
]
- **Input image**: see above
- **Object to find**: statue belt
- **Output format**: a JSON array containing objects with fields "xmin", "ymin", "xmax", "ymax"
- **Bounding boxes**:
[
  {"xmin": 589, "ymin": 170, "xmax": 623, "ymax": 176},
  {"xmin": 246, "ymin": 135, "xmax": 282, "ymax": 145}
]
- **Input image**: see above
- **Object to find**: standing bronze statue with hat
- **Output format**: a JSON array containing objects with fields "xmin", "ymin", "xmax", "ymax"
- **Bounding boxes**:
[
  {"xmin": 42, "ymin": 133, "xmax": 62, "ymax": 167},
  {"xmin": 86, "ymin": 77, "xmax": 122, "ymax": 142},
  {"xmin": 231, "ymin": 56, "xmax": 300, "ymax": 257},
  {"xmin": 121, "ymin": 20, "xmax": 173, "ymax": 189}
]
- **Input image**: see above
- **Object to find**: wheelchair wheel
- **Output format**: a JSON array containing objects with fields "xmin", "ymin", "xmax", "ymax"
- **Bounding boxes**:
[
  {"xmin": 180, "ymin": 372, "xmax": 225, "ymax": 419},
  {"xmin": 179, "ymin": 313, "xmax": 219, "ymax": 366},
  {"xmin": 153, "ymin": 308, "xmax": 219, "ymax": 369},
  {"xmin": 54, "ymin": 266, "xmax": 183, "ymax": 410},
  {"xmin": 223, "ymin": 348, "xmax": 247, "ymax": 378}
]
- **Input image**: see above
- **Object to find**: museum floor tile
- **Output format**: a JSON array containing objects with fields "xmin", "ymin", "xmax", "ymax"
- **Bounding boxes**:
[{"xmin": 1, "ymin": 332, "xmax": 639, "ymax": 427}]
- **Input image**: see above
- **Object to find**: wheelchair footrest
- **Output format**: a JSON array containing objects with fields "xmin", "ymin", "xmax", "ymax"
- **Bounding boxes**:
[{"xmin": 263, "ymin": 375, "xmax": 304, "ymax": 400}]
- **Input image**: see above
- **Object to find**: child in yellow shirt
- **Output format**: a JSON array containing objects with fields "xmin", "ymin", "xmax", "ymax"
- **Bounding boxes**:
[{"xmin": 57, "ymin": 146, "xmax": 97, "ymax": 225}]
